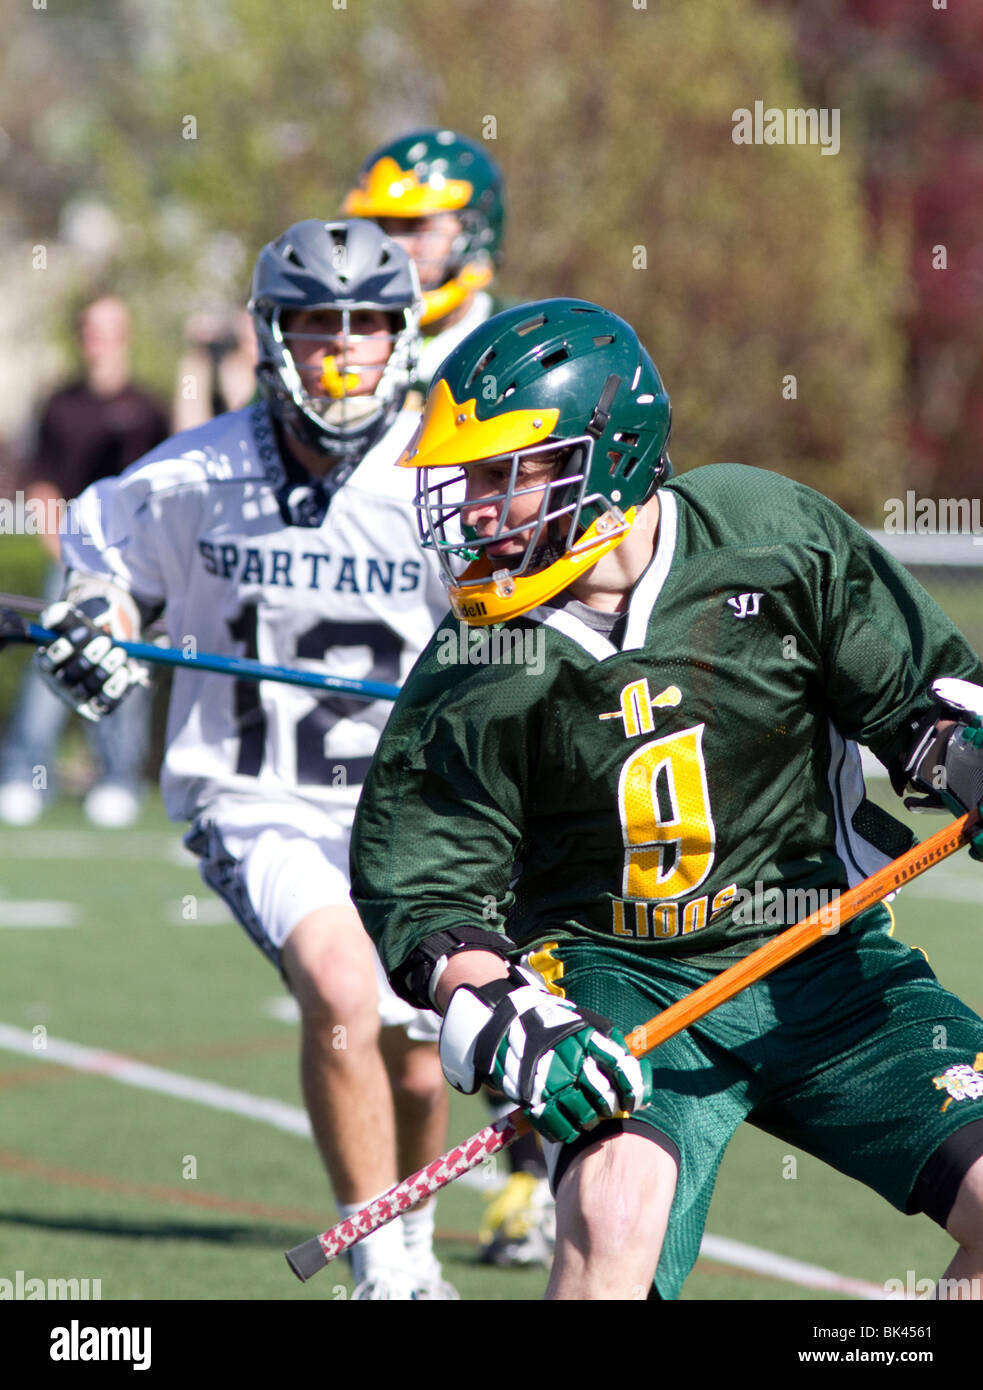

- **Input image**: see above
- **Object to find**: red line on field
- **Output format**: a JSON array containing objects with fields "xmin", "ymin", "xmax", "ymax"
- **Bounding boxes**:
[
  {"xmin": 0, "ymin": 1146, "xmax": 327, "ymax": 1224},
  {"xmin": 0, "ymin": 1145, "xmax": 473, "ymax": 1248}
]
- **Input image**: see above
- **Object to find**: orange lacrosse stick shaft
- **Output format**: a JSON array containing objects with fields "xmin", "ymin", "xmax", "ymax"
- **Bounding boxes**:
[{"xmin": 286, "ymin": 811, "xmax": 977, "ymax": 1281}]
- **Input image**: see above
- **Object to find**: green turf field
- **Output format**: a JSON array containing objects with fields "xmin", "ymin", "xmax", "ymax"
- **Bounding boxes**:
[{"xmin": 0, "ymin": 782, "xmax": 979, "ymax": 1304}]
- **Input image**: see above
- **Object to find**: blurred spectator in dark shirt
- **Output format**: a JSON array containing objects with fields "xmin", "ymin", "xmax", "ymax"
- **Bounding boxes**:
[{"xmin": 0, "ymin": 293, "xmax": 170, "ymax": 827}]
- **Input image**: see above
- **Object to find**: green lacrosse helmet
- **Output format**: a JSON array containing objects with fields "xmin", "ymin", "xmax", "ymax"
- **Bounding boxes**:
[
  {"xmin": 398, "ymin": 298, "xmax": 672, "ymax": 624},
  {"xmin": 343, "ymin": 129, "xmax": 505, "ymax": 326}
]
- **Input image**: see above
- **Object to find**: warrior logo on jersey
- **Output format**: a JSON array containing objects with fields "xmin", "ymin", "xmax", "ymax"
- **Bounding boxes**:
[
  {"xmin": 933, "ymin": 1055, "xmax": 983, "ymax": 1112},
  {"xmin": 599, "ymin": 678, "xmax": 682, "ymax": 739},
  {"xmin": 727, "ymin": 591, "xmax": 763, "ymax": 619}
]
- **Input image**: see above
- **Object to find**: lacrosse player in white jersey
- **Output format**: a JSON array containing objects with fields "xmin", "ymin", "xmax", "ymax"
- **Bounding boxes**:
[{"xmin": 35, "ymin": 219, "xmax": 457, "ymax": 1299}]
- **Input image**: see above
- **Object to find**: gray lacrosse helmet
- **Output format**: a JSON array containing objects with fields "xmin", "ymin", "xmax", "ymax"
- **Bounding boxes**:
[{"xmin": 249, "ymin": 218, "xmax": 422, "ymax": 460}]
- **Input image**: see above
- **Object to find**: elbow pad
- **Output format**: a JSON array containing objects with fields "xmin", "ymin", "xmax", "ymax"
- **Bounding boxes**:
[{"xmin": 390, "ymin": 927, "xmax": 515, "ymax": 1011}]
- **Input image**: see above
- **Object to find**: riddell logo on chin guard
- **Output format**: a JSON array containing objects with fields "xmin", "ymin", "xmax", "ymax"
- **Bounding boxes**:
[{"xmin": 454, "ymin": 599, "xmax": 488, "ymax": 620}]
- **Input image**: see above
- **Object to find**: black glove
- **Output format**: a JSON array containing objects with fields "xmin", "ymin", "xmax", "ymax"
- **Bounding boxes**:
[{"xmin": 36, "ymin": 600, "xmax": 146, "ymax": 723}]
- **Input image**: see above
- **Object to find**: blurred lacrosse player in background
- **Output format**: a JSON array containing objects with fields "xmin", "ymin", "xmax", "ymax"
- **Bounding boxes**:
[{"xmin": 344, "ymin": 129, "xmax": 505, "ymax": 396}]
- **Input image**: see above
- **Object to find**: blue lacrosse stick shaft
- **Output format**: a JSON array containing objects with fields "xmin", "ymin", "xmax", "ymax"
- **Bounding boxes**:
[{"xmin": 23, "ymin": 621, "xmax": 400, "ymax": 703}]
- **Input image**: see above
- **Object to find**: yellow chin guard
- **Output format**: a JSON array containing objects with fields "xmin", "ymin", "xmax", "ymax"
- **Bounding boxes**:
[
  {"xmin": 448, "ymin": 508, "xmax": 636, "ymax": 626},
  {"xmin": 320, "ymin": 356, "xmax": 359, "ymax": 398},
  {"xmin": 421, "ymin": 260, "xmax": 494, "ymax": 327}
]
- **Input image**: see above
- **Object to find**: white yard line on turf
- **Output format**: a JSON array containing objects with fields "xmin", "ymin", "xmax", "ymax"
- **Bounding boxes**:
[
  {"xmin": 699, "ymin": 1234, "xmax": 888, "ymax": 1299},
  {"xmin": 0, "ymin": 1021, "xmax": 898, "ymax": 1299},
  {"xmin": 0, "ymin": 1023, "xmax": 310, "ymax": 1137},
  {"xmin": 0, "ymin": 902, "xmax": 79, "ymax": 926},
  {"xmin": 3, "ymin": 832, "xmax": 192, "ymax": 862}
]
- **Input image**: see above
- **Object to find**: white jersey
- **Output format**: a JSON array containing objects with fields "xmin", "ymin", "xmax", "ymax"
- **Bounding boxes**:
[
  {"xmin": 61, "ymin": 403, "xmax": 449, "ymax": 822},
  {"xmin": 416, "ymin": 291, "xmax": 494, "ymax": 388}
]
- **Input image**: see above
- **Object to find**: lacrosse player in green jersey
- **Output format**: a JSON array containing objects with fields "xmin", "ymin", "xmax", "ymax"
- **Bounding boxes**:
[
  {"xmin": 350, "ymin": 298, "xmax": 983, "ymax": 1299},
  {"xmin": 346, "ymin": 131, "xmax": 560, "ymax": 1263},
  {"xmin": 344, "ymin": 130, "xmax": 506, "ymax": 396}
]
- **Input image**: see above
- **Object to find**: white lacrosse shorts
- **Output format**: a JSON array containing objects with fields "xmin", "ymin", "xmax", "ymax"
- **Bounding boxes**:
[{"xmin": 184, "ymin": 794, "xmax": 440, "ymax": 1042}]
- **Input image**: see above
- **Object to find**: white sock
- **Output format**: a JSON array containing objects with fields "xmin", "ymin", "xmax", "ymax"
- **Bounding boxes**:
[
  {"xmin": 401, "ymin": 1201, "xmax": 438, "ymax": 1276},
  {"xmin": 337, "ymin": 1200, "xmax": 408, "ymax": 1285}
]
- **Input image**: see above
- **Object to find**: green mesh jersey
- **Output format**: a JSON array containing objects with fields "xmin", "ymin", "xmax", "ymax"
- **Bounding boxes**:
[{"xmin": 351, "ymin": 464, "xmax": 983, "ymax": 981}]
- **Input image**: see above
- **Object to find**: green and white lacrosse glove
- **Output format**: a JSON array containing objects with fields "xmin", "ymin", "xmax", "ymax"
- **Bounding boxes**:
[
  {"xmin": 905, "ymin": 677, "xmax": 983, "ymax": 862},
  {"xmin": 439, "ymin": 965, "xmax": 653, "ymax": 1144}
]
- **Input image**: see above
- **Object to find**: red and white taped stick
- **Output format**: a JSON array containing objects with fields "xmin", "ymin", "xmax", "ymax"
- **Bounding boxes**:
[
  {"xmin": 285, "ymin": 1110, "xmax": 530, "ymax": 1280},
  {"xmin": 285, "ymin": 811, "xmax": 977, "ymax": 1282}
]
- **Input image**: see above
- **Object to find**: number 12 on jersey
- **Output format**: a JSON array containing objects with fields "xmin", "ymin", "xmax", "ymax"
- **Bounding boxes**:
[{"xmin": 228, "ymin": 603, "xmax": 403, "ymax": 785}]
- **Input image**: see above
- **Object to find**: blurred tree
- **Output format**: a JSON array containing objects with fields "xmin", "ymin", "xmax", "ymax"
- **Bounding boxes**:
[
  {"xmin": 2, "ymin": 0, "xmax": 907, "ymax": 518},
  {"xmin": 394, "ymin": 0, "xmax": 905, "ymax": 517},
  {"xmin": 766, "ymin": 0, "xmax": 983, "ymax": 498}
]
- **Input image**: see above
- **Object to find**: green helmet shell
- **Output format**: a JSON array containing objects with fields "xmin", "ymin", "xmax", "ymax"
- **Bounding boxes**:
[
  {"xmin": 349, "ymin": 128, "xmax": 505, "ymax": 264},
  {"xmin": 433, "ymin": 298, "xmax": 671, "ymax": 510}
]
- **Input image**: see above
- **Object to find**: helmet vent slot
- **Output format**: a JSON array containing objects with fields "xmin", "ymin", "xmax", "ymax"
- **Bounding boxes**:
[
  {"xmin": 539, "ymin": 347, "xmax": 570, "ymax": 370},
  {"xmin": 465, "ymin": 348, "xmax": 496, "ymax": 391},
  {"xmin": 515, "ymin": 315, "xmax": 546, "ymax": 337},
  {"xmin": 593, "ymin": 335, "xmax": 615, "ymax": 347},
  {"xmin": 607, "ymin": 450, "xmax": 623, "ymax": 475},
  {"xmin": 622, "ymin": 456, "xmax": 642, "ymax": 479}
]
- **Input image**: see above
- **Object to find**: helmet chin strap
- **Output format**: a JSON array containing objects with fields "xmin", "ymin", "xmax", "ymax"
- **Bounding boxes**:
[{"xmin": 448, "ymin": 508, "xmax": 636, "ymax": 626}]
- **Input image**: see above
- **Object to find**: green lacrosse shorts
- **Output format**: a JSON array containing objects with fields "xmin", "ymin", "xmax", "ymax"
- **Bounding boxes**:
[{"xmin": 532, "ymin": 905, "xmax": 983, "ymax": 1299}]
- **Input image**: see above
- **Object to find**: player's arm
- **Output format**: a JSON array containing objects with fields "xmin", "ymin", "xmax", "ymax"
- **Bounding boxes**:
[
  {"xmin": 812, "ymin": 499, "xmax": 983, "ymax": 851},
  {"xmin": 433, "ymin": 949, "xmax": 509, "ymax": 1006},
  {"xmin": 350, "ymin": 656, "xmax": 653, "ymax": 1143}
]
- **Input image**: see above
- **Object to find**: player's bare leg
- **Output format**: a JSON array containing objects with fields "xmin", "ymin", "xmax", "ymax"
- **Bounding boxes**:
[
  {"xmin": 378, "ymin": 1026, "xmax": 448, "ymax": 1177},
  {"xmin": 281, "ymin": 906, "xmax": 398, "ymax": 1205},
  {"xmin": 937, "ymin": 1153, "xmax": 983, "ymax": 1298},
  {"xmin": 546, "ymin": 1131, "xmax": 677, "ymax": 1300}
]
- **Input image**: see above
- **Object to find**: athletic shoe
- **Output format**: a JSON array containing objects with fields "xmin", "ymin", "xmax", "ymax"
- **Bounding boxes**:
[
  {"xmin": 413, "ymin": 1275, "xmax": 460, "ymax": 1300},
  {"xmin": 0, "ymin": 782, "xmax": 43, "ymax": 826},
  {"xmin": 351, "ymin": 1268, "xmax": 417, "ymax": 1300},
  {"xmin": 83, "ymin": 784, "xmax": 141, "ymax": 828},
  {"xmin": 477, "ymin": 1171, "xmax": 556, "ymax": 1268},
  {"xmin": 409, "ymin": 1255, "xmax": 460, "ymax": 1300}
]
